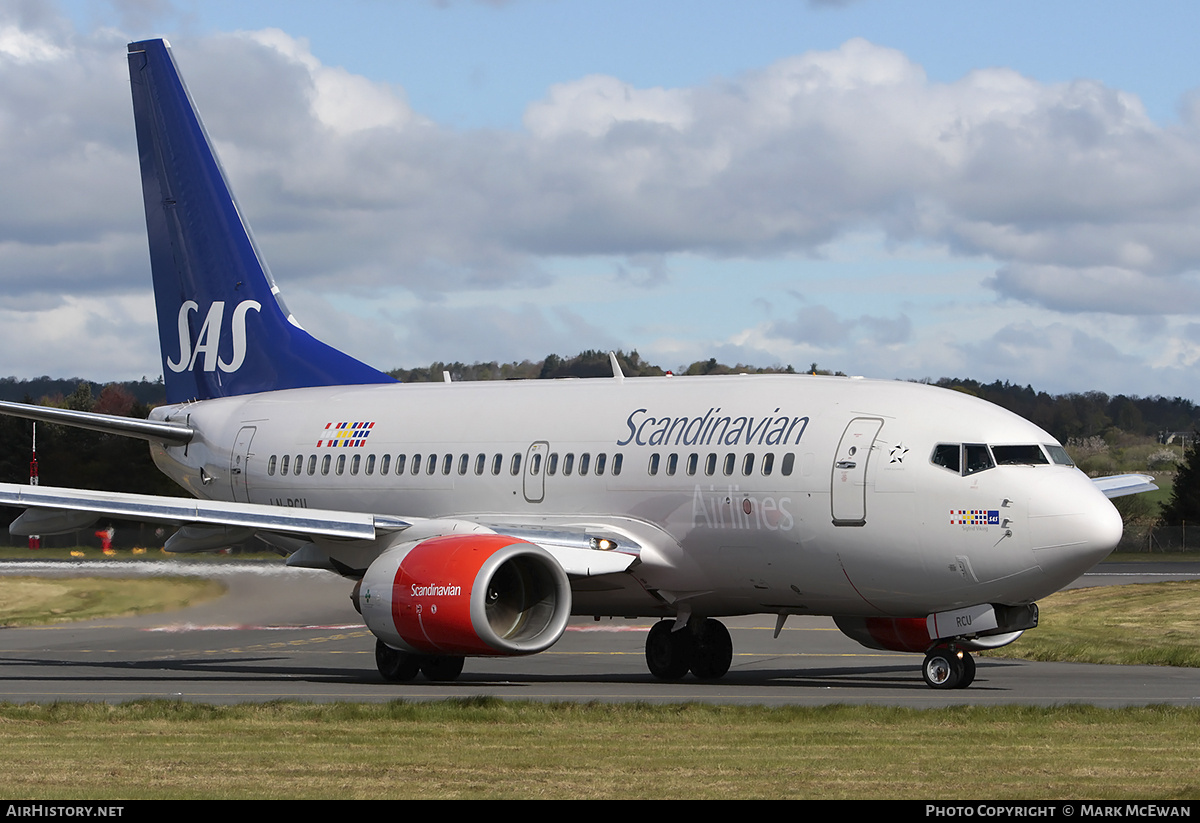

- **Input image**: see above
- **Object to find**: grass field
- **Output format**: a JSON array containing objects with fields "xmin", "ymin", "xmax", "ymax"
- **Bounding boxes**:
[
  {"xmin": 0, "ymin": 545, "xmax": 280, "ymax": 561},
  {"xmin": 985, "ymin": 580, "xmax": 1200, "ymax": 667},
  {"xmin": 0, "ymin": 701, "xmax": 1196, "ymax": 799},
  {"xmin": 0, "ymin": 576, "xmax": 225, "ymax": 627}
]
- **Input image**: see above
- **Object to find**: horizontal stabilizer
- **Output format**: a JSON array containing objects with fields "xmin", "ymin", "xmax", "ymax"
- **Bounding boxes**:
[{"xmin": 0, "ymin": 400, "xmax": 193, "ymax": 445}]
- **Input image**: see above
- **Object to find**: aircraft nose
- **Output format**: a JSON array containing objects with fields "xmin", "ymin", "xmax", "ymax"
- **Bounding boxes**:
[{"xmin": 1026, "ymin": 470, "xmax": 1123, "ymax": 591}]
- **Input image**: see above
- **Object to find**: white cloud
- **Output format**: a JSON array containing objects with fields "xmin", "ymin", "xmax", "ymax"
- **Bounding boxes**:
[
  {"xmin": 240, "ymin": 28, "xmax": 423, "ymax": 135},
  {"xmin": 524, "ymin": 75, "xmax": 693, "ymax": 139},
  {"xmin": 0, "ymin": 24, "xmax": 68, "ymax": 62},
  {"xmin": 3, "ymin": 10, "xmax": 1200, "ymax": 396},
  {"xmin": 988, "ymin": 264, "xmax": 1200, "ymax": 315}
]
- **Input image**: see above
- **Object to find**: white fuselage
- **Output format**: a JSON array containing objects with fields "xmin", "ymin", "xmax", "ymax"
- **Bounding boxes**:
[{"xmin": 148, "ymin": 373, "xmax": 1122, "ymax": 620}]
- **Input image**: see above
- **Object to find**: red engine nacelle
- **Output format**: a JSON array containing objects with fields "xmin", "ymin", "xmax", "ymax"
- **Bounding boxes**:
[
  {"xmin": 834, "ymin": 616, "xmax": 933, "ymax": 652},
  {"xmin": 356, "ymin": 534, "xmax": 572, "ymax": 656}
]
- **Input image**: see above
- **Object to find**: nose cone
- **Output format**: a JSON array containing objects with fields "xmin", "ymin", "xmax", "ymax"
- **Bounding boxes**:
[{"xmin": 1027, "ymin": 470, "xmax": 1123, "ymax": 592}]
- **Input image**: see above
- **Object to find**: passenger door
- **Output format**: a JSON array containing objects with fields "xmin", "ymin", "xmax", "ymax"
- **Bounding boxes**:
[{"xmin": 831, "ymin": 417, "xmax": 883, "ymax": 526}]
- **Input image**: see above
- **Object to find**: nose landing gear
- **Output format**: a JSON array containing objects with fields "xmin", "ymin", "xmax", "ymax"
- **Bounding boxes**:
[{"xmin": 922, "ymin": 646, "xmax": 976, "ymax": 689}]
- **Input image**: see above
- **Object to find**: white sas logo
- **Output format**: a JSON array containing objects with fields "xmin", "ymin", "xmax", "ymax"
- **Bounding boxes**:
[{"xmin": 166, "ymin": 300, "xmax": 261, "ymax": 373}]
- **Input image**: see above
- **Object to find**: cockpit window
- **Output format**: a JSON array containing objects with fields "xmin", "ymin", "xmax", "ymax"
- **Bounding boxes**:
[
  {"xmin": 963, "ymin": 444, "xmax": 993, "ymax": 475},
  {"xmin": 934, "ymin": 442, "xmax": 1059, "ymax": 475},
  {"xmin": 1045, "ymin": 444, "xmax": 1074, "ymax": 467},
  {"xmin": 992, "ymin": 445, "xmax": 1049, "ymax": 466},
  {"xmin": 931, "ymin": 443, "xmax": 961, "ymax": 473}
]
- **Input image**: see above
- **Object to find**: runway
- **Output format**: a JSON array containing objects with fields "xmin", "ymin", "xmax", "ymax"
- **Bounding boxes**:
[{"xmin": 1, "ymin": 560, "xmax": 1198, "ymax": 706}]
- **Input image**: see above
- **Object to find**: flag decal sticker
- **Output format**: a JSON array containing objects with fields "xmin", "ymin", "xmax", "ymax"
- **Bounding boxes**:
[
  {"xmin": 950, "ymin": 509, "xmax": 1000, "ymax": 526},
  {"xmin": 318, "ymin": 421, "xmax": 375, "ymax": 447}
]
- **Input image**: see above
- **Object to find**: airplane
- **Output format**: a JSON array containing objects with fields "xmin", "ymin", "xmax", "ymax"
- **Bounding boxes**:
[{"xmin": 0, "ymin": 38, "xmax": 1156, "ymax": 690}]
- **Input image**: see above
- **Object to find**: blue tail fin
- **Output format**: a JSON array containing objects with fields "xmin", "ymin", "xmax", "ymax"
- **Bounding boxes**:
[{"xmin": 127, "ymin": 39, "xmax": 396, "ymax": 404}]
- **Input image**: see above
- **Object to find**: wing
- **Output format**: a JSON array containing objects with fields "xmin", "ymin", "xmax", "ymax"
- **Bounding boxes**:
[
  {"xmin": 1092, "ymin": 473, "xmax": 1159, "ymax": 499},
  {"xmin": 0, "ymin": 481, "xmax": 636, "ymax": 577}
]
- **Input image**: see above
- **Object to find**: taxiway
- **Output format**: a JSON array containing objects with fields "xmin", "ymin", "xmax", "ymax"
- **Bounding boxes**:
[{"xmin": 0, "ymin": 560, "xmax": 1197, "ymax": 707}]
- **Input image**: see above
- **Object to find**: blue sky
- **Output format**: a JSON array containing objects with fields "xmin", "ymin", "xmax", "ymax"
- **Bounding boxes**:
[
  {"xmin": 4, "ymin": 0, "xmax": 1200, "ymax": 398},
  {"xmin": 90, "ymin": 0, "xmax": 1195, "ymax": 130}
]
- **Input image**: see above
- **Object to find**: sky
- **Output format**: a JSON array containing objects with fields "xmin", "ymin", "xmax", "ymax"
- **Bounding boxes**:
[{"xmin": 3, "ymin": 0, "xmax": 1200, "ymax": 399}]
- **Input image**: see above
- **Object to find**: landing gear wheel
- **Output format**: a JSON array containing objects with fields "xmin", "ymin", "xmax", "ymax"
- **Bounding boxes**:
[
  {"xmin": 376, "ymin": 639, "xmax": 420, "ymax": 682},
  {"xmin": 646, "ymin": 620, "xmax": 693, "ymax": 680},
  {"xmin": 955, "ymin": 651, "xmax": 976, "ymax": 689},
  {"xmin": 690, "ymin": 618, "xmax": 733, "ymax": 680},
  {"xmin": 922, "ymin": 648, "xmax": 964, "ymax": 690},
  {"xmin": 421, "ymin": 655, "xmax": 465, "ymax": 682}
]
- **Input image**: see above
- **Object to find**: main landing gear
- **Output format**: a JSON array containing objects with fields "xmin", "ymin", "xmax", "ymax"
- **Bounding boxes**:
[
  {"xmin": 921, "ymin": 646, "xmax": 976, "ymax": 689},
  {"xmin": 375, "ymin": 639, "xmax": 465, "ymax": 682},
  {"xmin": 645, "ymin": 618, "xmax": 733, "ymax": 681}
]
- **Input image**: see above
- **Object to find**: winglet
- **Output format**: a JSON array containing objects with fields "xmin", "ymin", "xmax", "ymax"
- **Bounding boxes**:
[
  {"xmin": 126, "ymin": 39, "xmax": 396, "ymax": 404},
  {"xmin": 609, "ymin": 351, "xmax": 624, "ymax": 381}
]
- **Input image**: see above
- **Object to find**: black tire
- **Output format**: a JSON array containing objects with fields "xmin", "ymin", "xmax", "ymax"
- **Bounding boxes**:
[
  {"xmin": 376, "ymin": 639, "xmax": 421, "ymax": 682},
  {"xmin": 922, "ymin": 649, "xmax": 963, "ymax": 689},
  {"xmin": 690, "ymin": 619, "xmax": 733, "ymax": 680},
  {"xmin": 421, "ymin": 655, "xmax": 466, "ymax": 682},
  {"xmin": 955, "ymin": 652, "xmax": 976, "ymax": 689},
  {"xmin": 645, "ymin": 620, "xmax": 693, "ymax": 680}
]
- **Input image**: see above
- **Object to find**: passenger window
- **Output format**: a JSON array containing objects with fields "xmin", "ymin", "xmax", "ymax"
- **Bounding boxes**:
[
  {"xmin": 665, "ymin": 454, "xmax": 677, "ymax": 476},
  {"xmin": 686, "ymin": 453, "xmax": 698, "ymax": 476},
  {"xmin": 475, "ymin": 453, "xmax": 486, "ymax": 475},
  {"xmin": 705, "ymin": 453, "xmax": 717, "ymax": 476},
  {"xmin": 964, "ymin": 444, "xmax": 993, "ymax": 476},
  {"xmin": 564, "ymin": 453, "xmax": 575, "ymax": 476},
  {"xmin": 530, "ymin": 453, "xmax": 542, "ymax": 475},
  {"xmin": 350, "ymin": 454, "xmax": 360, "ymax": 475},
  {"xmin": 547, "ymin": 453, "xmax": 559, "ymax": 475},
  {"xmin": 761, "ymin": 453, "xmax": 774, "ymax": 476},
  {"xmin": 781, "ymin": 453, "xmax": 794, "ymax": 476},
  {"xmin": 321, "ymin": 454, "xmax": 331, "ymax": 476},
  {"xmin": 441, "ymin": 454, "xmax": 452, "ymax": 475},
  {"xmin": 427, "ymin": 454, "xmax": 437, "ymax": 475},
  {"xmin": 307, "ymin": 455, "xmax": 317, "ymax": 476},
  {"xmin": 394, "ymin": 454, "xmax": 406, "ymax": 475},
  {"xmin": 336, "ymin": 455, "xmax": 346, "ymax": 476},
  {"xmin": 492, "ymin": 454, "xmax": 503, "ymax": 475},
  {"xmin": 267, "ymin": 455, "xmax": 277, "ymax": 476},
  {"xmin": 723, "ymin": 453, "xmax": 735, "ymax": 476},
  {"xmin": 742, "ymin": 453, "xmax": 754, "ymax": 475},
  {"xmin": 380, "ymin": 454, "xmax": 390, "ymax": 475},
  {"xmin": 595, "ymin": 453, "xmax": 606, "ymax": 475},
  {"xmin": 279, "ymin": 455, "xmax": 289, "ymax": 475},
  {"xmin": 579, "ymin": 453, "xmax": 590, "ymax": 476},
  {"xmin": 411, "ymin": 454, "xmax": 421, "ymax": 475},
  {"xmin": 510, "ymin": 454, "xmax": 521, "ymax": 475},
  {"xmin": 612, "ymin": 454, "xmax": 623, "ymax": 476},
  {"xmin": 458, "ymin": 454, "xmax": 469, "ymax": 475},
  {"xmin": 293, "ymin": 454, "xmax": 302, "ymax": 476},
  {"xmin": 931, "ymin": 444, "xmax": 961, "ymax": 473},
  {"xmin": 648, "ymin": 454, "xmax": 659, "ymax": 476}
]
